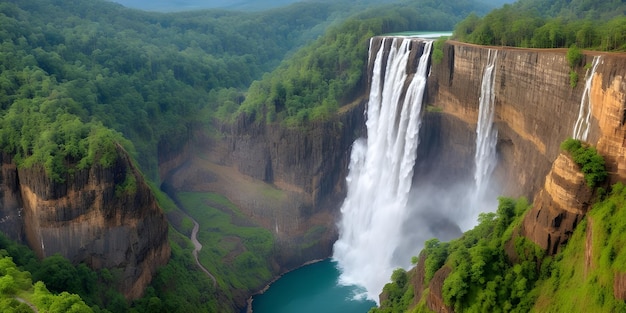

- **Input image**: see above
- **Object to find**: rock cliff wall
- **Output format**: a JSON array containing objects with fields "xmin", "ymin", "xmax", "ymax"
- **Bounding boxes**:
[
  {"xmin": 0, "ymin": 146, "xmax": 170, "ymax": 300},
  {"xmin": 161, "ymin": 98, "xmax": 366, "ymax": 272},
  {"xmin": 427, "ymin": 42, "xmax": 626, "ymax": 198},
  {"xmin": 520, "ymin": 152, "xmax": 592, "ymax": 255}
]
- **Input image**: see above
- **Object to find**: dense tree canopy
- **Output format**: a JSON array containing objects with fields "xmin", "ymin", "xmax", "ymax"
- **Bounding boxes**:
[
  {"xmin": 0, "ymin": 0, "xmax": 352, "ymax": 179},
  {"xmin": 238, "ymin": 0, "xmax": 490, "ymax": 126},
  {"xmin": 453, "ymin": 0, "xmax": 626, "ymax": 50}
]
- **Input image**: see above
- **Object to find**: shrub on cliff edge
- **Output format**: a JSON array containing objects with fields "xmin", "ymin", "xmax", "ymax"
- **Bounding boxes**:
[{"xmin": 560, "ymin": 138, "xmax": 607, "ymax": 188}]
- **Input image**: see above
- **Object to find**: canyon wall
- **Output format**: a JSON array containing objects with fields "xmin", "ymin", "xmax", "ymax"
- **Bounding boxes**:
[
  {"xmin": 0, "ymin": 146, "xmax": 170, "ymax": 300},
  {"xmin": 426, "ymin": 41, "xmax": 626, "ymax": 199},
  {"xmin": 161, "ymin": 98, "xmax": 366, "ymax": 272}
]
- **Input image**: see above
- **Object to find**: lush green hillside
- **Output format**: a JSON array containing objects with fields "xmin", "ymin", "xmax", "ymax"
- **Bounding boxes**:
[
  {"xmin": 237, "ymin": 0, "xmax": 490, "ymax": 126},
  {"xmin": 0, "ymin": 254, "xmax": 94, "ymax": 313},
  {"xmin": 454, "ymin": 0, "xmax": 626, "ymax": 50},
  {"xmin": 0, "ymin": 0, "xmax": 344, "ymax": 180}
]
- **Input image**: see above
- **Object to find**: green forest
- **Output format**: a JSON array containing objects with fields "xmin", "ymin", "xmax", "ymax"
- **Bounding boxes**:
[{"xmin": 453, "ymin": 0, "xmax": 626, "ymax": 50}]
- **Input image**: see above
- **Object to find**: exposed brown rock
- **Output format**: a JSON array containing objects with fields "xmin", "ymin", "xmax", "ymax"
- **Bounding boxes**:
[
  {"xmin": 409, "ymin": 253, "xmax": 428, "ymax": 307},
  {"xmin": 585, "ymin": 217, "xmax": 594, "ymax": 276},
  {"xmin": 1, "ymin": 146, "xmax": 170, "ymax": 300},
  {"xmin": 591, "ymin": 56, "xmax": 626, "ymax": 182},
  {"xmin": 425, "ymin": 43, "xmax": 626, "ymax": 204},
  {"xmin": 427, "ymin": 266, "xmax": 454, "ymax": 313},
  {"xmin": 521, "ymin": 153, "xmax": 592, "ymax": 255},
  {"xmin": 614, "ymin": 272, "xmax": 626, "ymax": 301}
]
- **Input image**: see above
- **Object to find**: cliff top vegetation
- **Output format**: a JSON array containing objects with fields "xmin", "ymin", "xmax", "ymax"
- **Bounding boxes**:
[
  {"xmin": 453, "ymin": 0, "xmax": 626, "ymax": 50},
  {"xmin": 0, "ymin": 0, "xmax": 366, "ymax": 180},
  {"xmin": 234, "ymin": 0, "xmax": 491, "ymax": 127}
]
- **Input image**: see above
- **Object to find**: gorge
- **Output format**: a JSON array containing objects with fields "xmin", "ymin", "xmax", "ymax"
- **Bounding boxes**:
[
  {"xmin": 242, "ymin": 37, "xmax": 626, "ymax": 310},
  {"xmin": 3, "ymin": 30, "xmax": 626, "ymax": 313}
]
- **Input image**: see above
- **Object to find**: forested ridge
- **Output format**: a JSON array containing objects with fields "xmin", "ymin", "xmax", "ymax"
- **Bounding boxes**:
[
  {"xmin": 0, "ymin": 0, "xmax": 348, "ymax": 180},
  {"xmin": 237, "ymin": 0, "xmax": 491, "ymax": 126},
  {"xmin": 454, "ymin": 0, "xmax": 626, "ymax": 50}
]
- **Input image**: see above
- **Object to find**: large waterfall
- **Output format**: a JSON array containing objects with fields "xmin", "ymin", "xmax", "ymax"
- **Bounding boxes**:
[
  {"xmin": 573, "ymin": 56, "xmax": 602, "ymax": 141},
  {"xmin": 467, "ymin": 49, "xmax": 499, "ymax": 230},
  {"xmin": 333, "ymin": 37, "xmax": 433, "ymax": 303}
]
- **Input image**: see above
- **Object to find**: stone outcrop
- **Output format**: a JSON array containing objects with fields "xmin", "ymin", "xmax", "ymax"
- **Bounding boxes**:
[
  {"xmin": 520, "ymin": 153, "xmax": 592, "ymax": 254},
  {"xmin": 0, "ymin": 146, "xmax": 170, "ymax": 300},
  {"xmin": 590, "ymin": 55, "xmax": 626, "ymax": 182}
]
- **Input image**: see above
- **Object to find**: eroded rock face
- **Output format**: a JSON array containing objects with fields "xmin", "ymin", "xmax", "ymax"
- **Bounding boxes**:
[
  {"xmin": 162, "ymin": 99, "xmax": 366, "ymax": 272},
  {"xmin": 591, "ymin": 56, "xmax": 626, "ymax": 182},
  {"xmin": 426, "ymin": 43, "xmax": 626, "ymax": 202},
  {"xmin": 0, "ymin": 147, "xmax": 170, "ymax": 300},
  {"xmin": 520, "ymin": 153, "xmax": 592, "ymax": 254},
  {"xmin": 426, "ymin": 266, "xmax": 454, "ymax": 313}
]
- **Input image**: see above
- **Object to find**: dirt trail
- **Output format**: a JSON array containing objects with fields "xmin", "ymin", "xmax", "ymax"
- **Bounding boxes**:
[
  {"xmin": 15, "ymin": 297, "xmax": 38, "ymax": 313},
  {"xmin": 189, "ymin": 216, "xmax": 217, "ymax": 288}
]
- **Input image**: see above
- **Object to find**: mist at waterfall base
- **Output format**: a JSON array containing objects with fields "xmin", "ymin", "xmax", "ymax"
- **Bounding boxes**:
[{"xmin": 332, "ymin": 37, "xmax": 500, "ymax": 303}]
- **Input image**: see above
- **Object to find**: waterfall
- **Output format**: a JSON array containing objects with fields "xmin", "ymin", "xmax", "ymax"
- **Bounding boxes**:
[
  {"xmin": 333, "ymin": 37, "xmax": 432, "ymax": 303},
  {"xmin": 468, "ymin": 49, "xmax": 498, "ymax": 230},
  {"xmin": 573, "ymin": 56, "xmax": 602, "ymax": 141}
]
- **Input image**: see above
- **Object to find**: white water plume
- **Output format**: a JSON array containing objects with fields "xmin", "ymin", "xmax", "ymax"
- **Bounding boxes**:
[
  {"xmin": 573, "ymin": 56, "xmax": 602, "ymax": 141},
  {"xmin": 466, "ymin": 49, "xmax": 499, "ymax": 231},
  {"xmin": 333, "ymin": 37, "xmax": 433, "ymax": 303}
]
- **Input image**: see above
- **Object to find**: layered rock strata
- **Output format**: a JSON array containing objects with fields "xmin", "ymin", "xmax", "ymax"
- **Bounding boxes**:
[
  {"xmin": 520, "ymin": 153, "xmax": 592, "ymax": 254},
  {"xmin": 0, "ymin": 146, "xmax": 170, "ymax": 300},
  {"xmin": 427, "ymin": 42, "xmax": 626, "ymax": 199}
]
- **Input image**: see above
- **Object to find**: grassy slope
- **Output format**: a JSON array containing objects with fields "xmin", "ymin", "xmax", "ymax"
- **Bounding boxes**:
[
  {"xmin": 532, "ymin": 183, "xmax": 626, "ymax": 312},
  {"xmin": 176, "ymin": 192, "xmax": 274, "ymax": 297}
]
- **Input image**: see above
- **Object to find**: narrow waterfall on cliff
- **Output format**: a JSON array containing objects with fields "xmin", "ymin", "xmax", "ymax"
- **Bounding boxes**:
[
  {"xmin": 573, "ymin": 56, "xmax": 602, "ymax": 141},
  {"xmin": 467, "ymin": 49, "xmax": 499, "ymax": 230},
  {"xmin": 333, "ymin": 37, "xmax": 433, "ymax": 303}
]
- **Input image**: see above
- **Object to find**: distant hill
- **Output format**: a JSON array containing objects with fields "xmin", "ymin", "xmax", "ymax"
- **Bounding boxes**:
[
  {"xmin": 107, "ymin": 0, "xmax": 301, "ymax": 12},
  {"xmin": 109, "ymin": 0, "xmax": 514, "ymax": 13},
  {"xmin": 108, "ymin": 0, "xmax": 401, "ymax": 12}
]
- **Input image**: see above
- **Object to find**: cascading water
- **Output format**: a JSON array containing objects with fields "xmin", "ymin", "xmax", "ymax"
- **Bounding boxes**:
[
  {"xmin": 333, "ymin": 37, "xmax": 433, "ymax": 303},
  {"xmin": 573, "ymin": 56, "xmax": 602, "ymax": 141},
  {"xmin": 467, "ymin": 49, "xmax": 499, "ymax": 230}
]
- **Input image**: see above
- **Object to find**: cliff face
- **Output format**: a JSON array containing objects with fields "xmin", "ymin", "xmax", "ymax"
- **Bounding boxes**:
[
  {"xmin": 162, "ymin": 99, "xmax": 366, "ymax": 271},
  {"xmin": 520, "ymin": 153, "xmax": 592, "ymax": 255},
  {"xmin": 0, "ymin": 147, "xmax": 170, "ymax": 300},
  {"xmin": 427, "ymin": 40, "xmax": 626, "ymax": 240}
]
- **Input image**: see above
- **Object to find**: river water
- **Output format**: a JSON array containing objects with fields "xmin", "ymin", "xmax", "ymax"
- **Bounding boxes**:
[{"xmin": 251, "ymin": 259, "xmax": 377, "ymax": 313}]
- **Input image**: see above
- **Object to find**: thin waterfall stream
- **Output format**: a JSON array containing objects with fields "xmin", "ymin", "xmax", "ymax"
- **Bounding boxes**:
[
  {"xmin": 466, "ymin": 49, "xmax": 499, "ymax": 231},
  {"xmin": 573, "ymin": 56, "xmax": 602, "ymax": 141}
]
